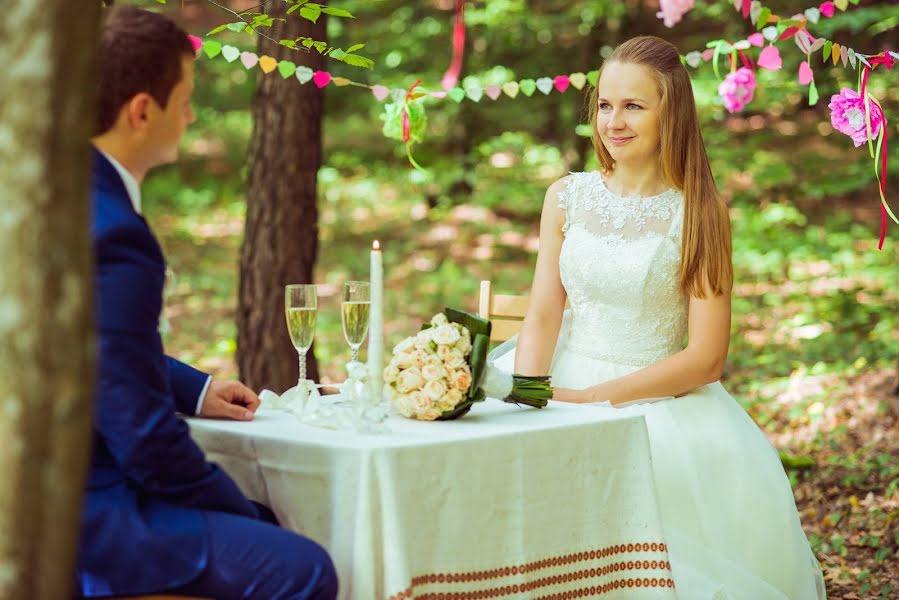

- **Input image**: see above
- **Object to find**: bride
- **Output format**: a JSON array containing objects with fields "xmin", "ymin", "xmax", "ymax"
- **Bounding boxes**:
[{"xmin": 492, "ymin": 36, "xmax": 826, "ymax": 599}]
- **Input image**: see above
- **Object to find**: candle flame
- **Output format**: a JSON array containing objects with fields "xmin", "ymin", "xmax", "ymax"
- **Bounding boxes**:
[{"xmin": 373, "ymin": 240, "xmax": 381, "ymax": 251}]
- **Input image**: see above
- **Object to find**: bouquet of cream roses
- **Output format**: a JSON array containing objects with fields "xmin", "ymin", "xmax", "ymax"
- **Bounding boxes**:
[{"xmin": 383, "ymin": 308, "xmax": 551, "ymax": 421}]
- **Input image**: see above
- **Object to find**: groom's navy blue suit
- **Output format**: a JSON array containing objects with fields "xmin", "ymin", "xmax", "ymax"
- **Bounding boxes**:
[{"xmin": 76, "ymin": 148, "xmax": 337, "ymax": 599}]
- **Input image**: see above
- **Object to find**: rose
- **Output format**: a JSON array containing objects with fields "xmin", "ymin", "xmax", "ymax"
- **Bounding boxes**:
[
  {"xmin": 393, "ymin": 337, "xmax": 415, "ymax": 355},
  {"xmin": 396, "ymin": 367, "xmax": 424, "ymax": 393},
  {"xmin": 394, "ymin": 351, "xmax": 415, "ymax": 370},
  {"xmin": 410, "ymin": 390, "xmax": 431, "ymax": 411},
  {"xmin": 414, "ymin": 329, "xmax": 434, "ymax": 350},
  {"xmin": 445, "ymin": 349, "xmax": 466, "ymax": 370},
  {"xmin": 413, "ymin": 349, "xmax": 430, "ymax": 367},
  {"xmin": 383, "ymin": 363, "xmax": 400, "ymax": 384},
  {"xmin": 421, "ymin": 363, "xmax": 445, "ymax": 382},
  {"xmin": 394, "ymin": 394, "xmax": 415, "ymax": 418},
  {"xmin": 450, "ymin": 368, "xmax": 472, "ymax": 392},
  {"xmin": 431, "ymin": 324, "xmax": 461, "ymax": 346},
  {"xmin": 422, "ymin": 379, "xmax": 449, "ymax": 403},
  {"xmin": 454, "ymin": 334, "xmax": 472, "ymax": 356},
  {"xmin": 436, "ymin": 344, "xmax": 454, "ymax": 362},
  {"xmin": 430, "ymin": 312, "xmax": 448, "ymax": 327},
  {"xmin": 829, "ymin": 88, "xmax": 884, "ymax": 147},
  {"xmin": 439, "ymin": 388, "xmax": 463, "ymax": 412},
  {"xmin": 718, "ymin": 67, "xmax": 756, "ymax": 113},
  {"xmin": 420, "ymin": 406, "xmax": 443, "ymax": 421}
]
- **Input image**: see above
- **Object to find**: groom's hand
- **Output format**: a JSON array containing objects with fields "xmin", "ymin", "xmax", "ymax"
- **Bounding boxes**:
[{"xmin": 200, "ymin": 379, "xmax": 260, "ymax": 421}]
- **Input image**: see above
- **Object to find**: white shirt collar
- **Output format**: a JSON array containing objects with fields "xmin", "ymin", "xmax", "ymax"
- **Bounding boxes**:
[{"xmin": 97, "ymin": 149, "xmax": 142, "ymax": 215}]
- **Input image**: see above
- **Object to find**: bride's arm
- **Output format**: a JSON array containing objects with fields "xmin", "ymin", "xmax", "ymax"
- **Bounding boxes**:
[
  {"xmin": 514, "ymin": 180, "xmax": 568, "ymax": 376},
  {"xmin": 555, "ymin": 283, "xmax": 731, "ymax": 404}
]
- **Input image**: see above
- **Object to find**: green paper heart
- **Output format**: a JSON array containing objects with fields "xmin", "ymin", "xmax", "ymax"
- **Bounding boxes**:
[
  {"xmin": 568, "ymin": 72, "xmax": 587, "ymax": 90},
  {"xmin": 466, "ymin": 86, "xmax": 483, "ymax": 102},
  {"xmin": 519, "ymin": 79, "xmax": 536, "ymax": 97},
  {"xmin": 295, "ymin": 66, "xmax": 313, "ymax": 84},
  {"xmin": 448, "ymin": 87, "xmax": 465, "ymax": 103},
  {"xmin": 277, "ymin": 60, "xmax": 297, "ymax": 79},
  {"xmin": 202, "ymin": 40, "xmax": 222, "ymax": 59},
  {"xmin": 808, "ymin": 79, "xmax": 818, "ymax": 106},
  {"xmin": 822, "ymin": 41, "xmax": 833, "ymax": 64},
  {"xmin": 501, "ymin": 81, "xmax": 519, "ymax": 98},
  {"xmin": 756, "ymin": 7, "xmax": 771, "ymax": 29},
  {"xmin": 586, "ymin": 70, "xmax": 599, "ymax": 86},
  {"xmin": 221, "ymin": 45, "xmax": 239, "ymax": 63}
]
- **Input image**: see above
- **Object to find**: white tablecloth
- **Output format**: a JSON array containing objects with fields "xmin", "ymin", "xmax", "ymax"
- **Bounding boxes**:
[{"xmin": 188, "ymin": 399, "xmax": 677, "ymax": 599}]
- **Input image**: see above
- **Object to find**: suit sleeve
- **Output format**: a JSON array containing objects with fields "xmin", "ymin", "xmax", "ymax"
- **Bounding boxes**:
[
  {"xmin": 95, "ymin": 222, "xmax": 258, "ymax": 519},
  {"xmin": 166, "ymin": 356, "xmax": 210, "ymax": 416}
]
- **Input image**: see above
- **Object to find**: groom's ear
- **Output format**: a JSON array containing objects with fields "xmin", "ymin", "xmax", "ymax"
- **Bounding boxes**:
[{"xmin": 123, "ymin": 92, "xmax": 153, "ymax": 131}]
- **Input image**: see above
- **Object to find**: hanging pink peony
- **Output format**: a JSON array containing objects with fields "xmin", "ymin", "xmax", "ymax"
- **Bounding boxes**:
[
  {"xmin": 656, "ymin": 0, "xmax": 695, "ymax": 28},
  {"xmin": 828, "ymin": 88, "xmax": 884, "ymax": 147},
  {"xmin": 718, "ymin": 67, "xmax": 757, "ymax": 113}
]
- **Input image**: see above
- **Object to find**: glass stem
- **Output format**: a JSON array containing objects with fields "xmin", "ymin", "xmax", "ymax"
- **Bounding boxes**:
[
  {"xmin": 351, "ymin": 347, "xmax": 359, "ymax": 363},
  {"xmin": 298, "ymin": 351, "xmax": 306, "ymax": 388}
]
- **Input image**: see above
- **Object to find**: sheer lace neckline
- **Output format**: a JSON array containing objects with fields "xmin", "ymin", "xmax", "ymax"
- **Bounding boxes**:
[{"xmin": 593, "ymin": 171, "xmax": 677, "ymax": 203}]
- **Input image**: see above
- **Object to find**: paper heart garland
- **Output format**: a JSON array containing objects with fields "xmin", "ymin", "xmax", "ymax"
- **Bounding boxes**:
[
  {"xmin": 501, "ymin": 81, "xmax": 520, "ymax": 98},
  {"xmin": 258, "ymin": 55, "xmax": 278, "ymax": 74},
  {"xmin": 747, "ymin": 33, "xmax": 765, "ymax": 47},
  {"xmin": 798, "ymin": 61, "xmax": 813, "ymax": 85},
  {"xmin": 568, "ymin": 72, "xmax": 587, "ymax": 90},
  {"xmin": 312, "ymin": 71, "xmax": 331, "ymax": 88},
  {"xmin": 202, "ymin": 40, "xmax": 222, "ymax": 59},
  {"xmin": 535, "ymin": 77, "xmax": 554, "ymax": 95},
  {"xmin": 371, "ymin": 85, "xmax": 390, "ymax": 101},
  {"xmin": 519, "ymin": 79, "xmax": 537, "ymax": 96},
  {"xmin": 448, "ymin": 87, "xmax": 465, "ymax": 103},
  {"xmin": 277, "ymin": 60, "xmax": 296, "ymax": 79},
  {"xmin": 466, "ymin": 86, "xmax": 483, "ymax": 102},
  {"xmin": 295, "ymin": 66, "xmax": 313, "ymax": 84},
  {"xmin": 239, "ymin": 51, "xmax": 258, "ymax": 70},
  {"xmin": 221, "ymin": 45, "xmax": 240, "ymax": 63},
  {"xmin": 553, "ymin": 75, "xmax": 570, "ymax": 93},
  {"xmin": 485, "ymin": 85, "xmax": 502, "ymax": 100},
  {"xmin": 758, "ymin": 45, "xmax": 783, "ymax": 70},
  {"xmin": 586, "ymin": 70, "xmax": 599, "ymax": 86}
]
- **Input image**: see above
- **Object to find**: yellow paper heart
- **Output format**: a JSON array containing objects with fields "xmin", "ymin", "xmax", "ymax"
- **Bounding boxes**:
[
  {"xmin": 258, "ymin": 55, "xmax": 278, "ymax": 74},
  {"xmin": 831, "ymin": 43, "xmax": 841, "ymax": 65},
  {"xmin": 569, "ymin": 72, "xmax": 587, "ymax": 90},
  {"xmin": 834, "ymin": 0, "xmax": 848, "ymax": 10},
  {"xmin": 332, "ymin": 77, "xmax": 352, "ymax": 87}
]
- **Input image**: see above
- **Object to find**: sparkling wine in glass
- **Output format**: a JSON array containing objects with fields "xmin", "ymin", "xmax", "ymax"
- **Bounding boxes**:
[
  {"xmin": 285, "ymin": 284, "xmax": 317, "ymax": 399},
  {"xmin": 341, "ymin": 281, "xmax": 370, "ymax": 363}
]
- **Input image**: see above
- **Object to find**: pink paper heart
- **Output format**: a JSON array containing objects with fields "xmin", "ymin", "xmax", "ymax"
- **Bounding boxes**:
[
  {"xmin": 553, "ymin": 75, "xmax": 570, "ymax": 93},
  {"xmin": 747, "ymin": 33, "xmax": 765, "ymax": 47},
  {"xmin": 188, "ymin": 35, "xmax": 203, "ymax": 54},
  {"xmin": 371, "ymin": 85, "xmax": 389, "ymax": 101},
  {"xmin": 485, "ymin": 85, "xmax": 502, "ymax": 100},
  {"xmin": 701, "ymin": 49, "xmax": 715, "ymax": 61},
  {"xmin": 758, "ymin": 45, "xmax": 782, "ymax": 70},
  {"xmin": 239, "ymin": 51, "xmax": 258, "ymax": 70},
  {"xmin": 313, "ymin": 71, "xmax": 331, "ymax": 88},
  {"xmin": 798, "ymin": 61, "xmax": 813, "ymax": 85},
  {"xmin": 429, "ymin": 91, "xmax": 448, "ymax": 99},
  {"xmin": 819, "ymin": 2, "xmax": 835, "ymax": 17}
]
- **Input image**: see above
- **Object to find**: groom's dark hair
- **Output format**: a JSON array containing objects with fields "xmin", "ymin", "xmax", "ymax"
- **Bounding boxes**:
[{"xmin": 96, "ymin": 6, "xmax": 194, "ymax": 135}]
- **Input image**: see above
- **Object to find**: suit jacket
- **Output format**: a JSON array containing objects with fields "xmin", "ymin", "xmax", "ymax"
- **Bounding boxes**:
[{"xmin": 76, "ymin": 148, "xmax": 258, "ymax": 597}]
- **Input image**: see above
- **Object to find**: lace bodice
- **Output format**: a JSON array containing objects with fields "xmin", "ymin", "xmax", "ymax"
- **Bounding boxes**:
[{"xmin": 556, "ymin": 171, "xmax": 688, "ymax": 367}]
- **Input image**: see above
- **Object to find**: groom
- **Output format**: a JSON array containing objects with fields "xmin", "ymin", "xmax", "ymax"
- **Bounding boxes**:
[{"xmin": 76, "ymin": 6, "xmax": 337, "ymax": 599}]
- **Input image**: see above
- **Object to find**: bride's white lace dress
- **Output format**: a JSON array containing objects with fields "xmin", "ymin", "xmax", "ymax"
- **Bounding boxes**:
[{"xmin": 491, "ymin": 171, "xmax": 826, "ymax": 599}]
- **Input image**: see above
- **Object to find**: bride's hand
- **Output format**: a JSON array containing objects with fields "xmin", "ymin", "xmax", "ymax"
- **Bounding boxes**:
[{"xmin": 552, "ymin": 387, "xmax": 586, "ymax": 403}]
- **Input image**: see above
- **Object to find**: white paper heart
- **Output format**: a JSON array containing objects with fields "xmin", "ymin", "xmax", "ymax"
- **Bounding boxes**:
[
  {"xmin": 568, "ymin": 72, "xmax": 587, "ymax": 90},
  {"xmin": 848, "ymin": 48, "xmax": 857, "ymax": 69},
  {"xmin": 535, "ymin": 77, "xmax": 554, "ymax": 95},
  {"xmin": 466, "ymin": 86, "xmax": 483, "ymax": 102},
  {"xmin": 804, "ymin": 7, "xmax": 820, "ymax": 23},
  {"xmin": 794, "ymin": 30, "xmax": 811, "ymax": 54},
  {"xmin": 733, "ymin": 40, "xmax": 751, "ymax": 51},
  {"xmin": 685, "ymin": 51, "xmax": 702, "ymax": 68},
  {"xmin": 295, "ymin": 65, "xmax": 313, "ymax": 84},
  {"xmin": 221, "ymin": 45, "xmax": 240, "ymax": 63},
  {"xmin": 762, "ymin": 26, "xmax": 779, "ymax": 43},
  {"xmin": 750, "ymin": 1, "xmax": 763, "ymax": 24}
]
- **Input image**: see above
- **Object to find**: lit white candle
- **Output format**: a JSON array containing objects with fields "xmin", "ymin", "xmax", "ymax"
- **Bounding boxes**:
[{"xmin": 368, "ymin": 240, "xmax": 384, "ymax": 404}]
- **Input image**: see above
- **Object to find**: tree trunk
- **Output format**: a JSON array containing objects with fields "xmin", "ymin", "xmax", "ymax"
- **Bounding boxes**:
[
  {"xmin": 238, "ymin": 8, "xmax": 325, "ymax": 391},
  {"xmin": 0, "ymin": 2, "xmax": 98, "ymax": 598}
]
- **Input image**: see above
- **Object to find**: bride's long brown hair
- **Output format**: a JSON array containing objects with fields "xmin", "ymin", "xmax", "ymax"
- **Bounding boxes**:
[{"xmin": 588, "ymin": 35, "xmax": 733, "ymax": 298}]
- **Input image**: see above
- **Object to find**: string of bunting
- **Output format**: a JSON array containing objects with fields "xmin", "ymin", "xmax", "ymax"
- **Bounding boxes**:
[
  {"xmin": 668, "ymin": 0, "xmax": 896, "ymax": 249},
  {"xmin": 189, "ymin": 0, "xmax": 896, "ymax": 247}
]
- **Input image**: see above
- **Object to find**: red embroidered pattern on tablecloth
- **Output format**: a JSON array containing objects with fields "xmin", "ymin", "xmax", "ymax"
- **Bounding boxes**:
[{"xmin": 387, "ymin": 542, "xmax": 674, "ymax": 599}]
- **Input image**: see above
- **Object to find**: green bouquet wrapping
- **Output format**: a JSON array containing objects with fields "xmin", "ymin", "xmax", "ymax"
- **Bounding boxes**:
[{"xmin": 383, "ymin": 307, "xmax": 552, "ymax": 421}]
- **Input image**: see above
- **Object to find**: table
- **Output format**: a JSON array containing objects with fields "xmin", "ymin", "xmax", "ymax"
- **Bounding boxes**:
[{"xmin": 188, "ymin": 399, "xmax": 677, "ymax": 599}]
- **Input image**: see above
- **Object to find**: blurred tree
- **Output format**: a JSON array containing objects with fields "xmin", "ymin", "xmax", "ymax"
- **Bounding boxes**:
[
  {"xmin": 238, "ymin": 1, "xmax": 325, "ymax": 390},
  {"xmin": 0, "ymin": 1, "xmax": 98, "ymax": 597}
]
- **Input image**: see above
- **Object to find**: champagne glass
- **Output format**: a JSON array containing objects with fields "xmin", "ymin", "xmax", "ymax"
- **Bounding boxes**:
[
  {"xmin": 341, "ymin": 281, "xmax": 371, "ymax": 364},
  {"xmin": 285, "ymin": 284, "xmax": 317, "ymax": 402}
]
